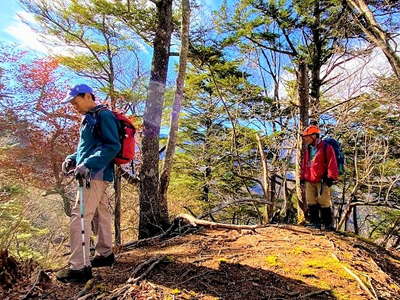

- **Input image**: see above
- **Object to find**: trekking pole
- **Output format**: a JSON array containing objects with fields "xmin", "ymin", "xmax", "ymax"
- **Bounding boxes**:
[{"xmin": 77, "ymin": 174, "xmax": 89, "ymax": 267}]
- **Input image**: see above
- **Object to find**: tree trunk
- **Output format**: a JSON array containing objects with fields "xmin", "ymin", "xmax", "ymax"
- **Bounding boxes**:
[
  {"xmin": 138, "ymin": 0, "xmax": 173, "ymax": 239},
  {"xmin": 338, "ymin": 196, "xmax": 356, "ymax": 231},
  {"xmin": 256, "ymin": 133, "xmax": 271, "ymax": 223},
  {"xmin": 295, "ymin": 61, "xmax": 310, "ymax": 222},
  {"xmin": 59, "ymin": 187, "xmax": 72, "ymax": 217},
  {"xmin": 109, "ymin": 84, "xmax": 122, "ymax": 245},
  {"xmin": 338, "ymin": 173, "xmax": 347, "ymax": 223},
  {"xmin": 345, "ymin": 0, "xmax": 400, "ymax": 79},
  {"xmin": 114, "ymin": 166, "xmax": 122, "ymax": 245},
  {"xmin": 159, "ymin": 0, "xmax": 190, "ymax": 211},
  {"xmin": 310, "ymin": 0, "xmax": 322, "ymax": 119},
  {"xmin": 271, "ymin": 174, "xmax": 276, "ymax": 214},
  {"xmin": 353, "ymin": 204, "xmax": 359, "ymax": 235},
  {"xmin": 202, "ymin": 166, "xmax": 211, "ymax": 203}
]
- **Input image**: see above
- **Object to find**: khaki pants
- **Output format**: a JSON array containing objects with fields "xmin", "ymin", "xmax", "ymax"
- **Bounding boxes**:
[
  {"xmin": 69, "ymin": 180, "xmax": 112, "ymax": 270},
  {"xmin": 305, "ymin": 182, "xmax": 332, "ymax": 208}
]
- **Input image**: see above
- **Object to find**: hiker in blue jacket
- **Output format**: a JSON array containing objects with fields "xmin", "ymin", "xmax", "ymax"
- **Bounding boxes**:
[{"xmin": 56, "ymin": 84, "xmax": 120, "ymax": 283}]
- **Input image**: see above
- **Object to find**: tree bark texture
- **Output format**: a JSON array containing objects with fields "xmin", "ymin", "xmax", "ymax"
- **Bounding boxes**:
[
  {"xmin": 139, "ymin": 0, "xmax": 173, "ymax": 239},
  {"xmin": 159, "ymin": 0, "xmax": 190, "ymax": 214},
  {"xmin": 353, "ymin": 204, "xmax": 359, "ymax": 235},
  {"xmin": 310, "ymin": 0, "xmax": 322, "ymax": 119},
  {"xmin": 114, "ymin": 166, "xmax": 122, "ymax": 245},
  {"xmin": 256, "ymin": 133, "xmax": 271, "ymax": 223},
  {"xmin": 295, "ymin": 62, "xmax": 310, "ymax": 221}
]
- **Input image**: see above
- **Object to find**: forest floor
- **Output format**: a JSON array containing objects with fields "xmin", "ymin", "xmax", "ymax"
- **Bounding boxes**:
[{"xmin": 2, "ymin": 225, "xmax": 400, "ymax": 300}]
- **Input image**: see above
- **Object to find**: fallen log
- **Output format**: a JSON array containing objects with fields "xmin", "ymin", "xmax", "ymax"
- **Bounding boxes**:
[
  {"xmin": 121, "ymin": 214, "xmax": 266, "ymax": 251},
  {"xmin": 176, "ymin": 213, "xmax": 265, "ymax": 231}
]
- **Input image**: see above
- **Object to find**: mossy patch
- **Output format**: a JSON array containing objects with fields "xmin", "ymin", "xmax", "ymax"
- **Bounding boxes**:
[
  {"xmin": 171, "ymin": 288, "xmax": 181, "ymax": 295},
  {"xmin": 165, "ymin": 255, "xmax": 175, "ymax": 262},
  {"xmin": 297, "ymin": 267, "xmax": 317, "ymax": 277},
  {"xmin": 265, "ymin": 255, "xmax": 280, "ymax": 267},
  {"xmin": 313, "ymin": 280, "xmax": 331, "ymax": 290},
  {"xmin": 291, "ymin": 246, "xmax": 306, "ymax": 255},
  {"xmin": 303, "ymin": 256, "xmax": 353, "ymax": 280}
]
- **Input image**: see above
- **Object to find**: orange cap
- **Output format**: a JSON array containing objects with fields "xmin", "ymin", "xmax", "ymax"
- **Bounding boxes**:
[{"xmin": 301, "ymin": 125, "xmax": 320, "ymax": 136}]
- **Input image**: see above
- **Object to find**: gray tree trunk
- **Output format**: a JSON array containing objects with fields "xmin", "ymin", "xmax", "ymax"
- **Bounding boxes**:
[
  {"xmin": 346, "ymin": 0, "xmax": 400, "ymax": 79},
  {"xmin": 159, "ymin": 0, "xmax": 190, "ymax": 213},
  {"xmin": 139, "ymin": 0, "xmax": 173, "ymax": 239},
  {"xmin": 353, "ymin": 204, "xmax": 359, "ymax": 235},
  {"xmin": 256, "ymin": 133, "xmax": 271, "ymax": 223}
]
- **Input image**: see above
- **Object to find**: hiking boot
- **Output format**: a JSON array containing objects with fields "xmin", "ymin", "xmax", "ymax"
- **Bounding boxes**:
[
  {"xmin": 305, "ymin": 205, "xmax": 321, "ymax": 229},
  {"xmin": 56, "ymin": 266, "xmax": 92, "ymax": 283},
  {"xmin": 90, "ymin": 253, "xmax": 115, "ymax": 268},
  {"xmin": 321, "ymin": 207, "xmax": 335, "ymax": 231}
]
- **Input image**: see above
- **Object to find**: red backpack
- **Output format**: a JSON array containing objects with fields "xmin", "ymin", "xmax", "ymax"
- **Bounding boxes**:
[{"xmin": 94, "ymin": 107, "xmax": 136, "ymax": 165}]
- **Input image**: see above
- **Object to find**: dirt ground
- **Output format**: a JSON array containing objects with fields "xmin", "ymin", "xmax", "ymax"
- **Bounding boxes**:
[{"xmin": 2, "ymin": 225, "xmax": 400, "ymax": 299}]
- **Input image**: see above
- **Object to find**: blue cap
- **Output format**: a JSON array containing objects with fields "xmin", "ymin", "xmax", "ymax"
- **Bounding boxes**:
[{"xmin": 62, "ymin": 84, "xmax": 93, "ymax": 104}]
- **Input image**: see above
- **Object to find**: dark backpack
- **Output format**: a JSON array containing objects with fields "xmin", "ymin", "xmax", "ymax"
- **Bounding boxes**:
[
  {"xmin": 323, "ymin": 138, "xmax": 345, "ymax": 175},
  {"xmin": 94, "ymin": 107, "xmax": 136, "ymax": 165}
]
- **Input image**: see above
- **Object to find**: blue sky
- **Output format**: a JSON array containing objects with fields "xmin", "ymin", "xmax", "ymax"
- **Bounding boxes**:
[
  {"xmin": 0, "ymin": 0, "xmax": 223, "ymax": 85},
  {"xmin": 0, "ymin": 0, "xmax": 21, "ymax": 43},
  {"xmin": 0, "ymin": 0, "xmax": 390, "ymax": 102},
  {"xmin": 0, "ymin": 0, "xmax": 223, "ymax": 50}
]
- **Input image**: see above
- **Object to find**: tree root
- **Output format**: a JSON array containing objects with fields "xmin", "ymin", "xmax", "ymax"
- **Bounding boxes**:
[
  {"xmin": 121, "ymin": 220, "xmax": 193, "ymax": 250},
  {"xmin": 342, "ymin": 266, "xmax": 378, "ymax": 300},
  {"xmin": 331, "ymin": 254, "xmax": 378, "ymax": 300}
]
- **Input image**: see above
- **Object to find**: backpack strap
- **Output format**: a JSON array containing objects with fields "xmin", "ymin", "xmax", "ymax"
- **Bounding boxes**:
[
  {"xmin": 91, "ymin": 105, "xmax": 112, "ymax": 139},
  {"xmin": 321, "ymin": 140, "xmax": 330, "ymax": 184}
]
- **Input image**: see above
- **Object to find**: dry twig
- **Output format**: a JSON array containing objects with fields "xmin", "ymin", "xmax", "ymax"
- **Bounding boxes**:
[
  {"xmin": 21, "ymin": 270, "xmax": 50, "ymax": 300},
  {"xmin": 103, "ymin": 256, "xmax": 166, "ymax": 300},
  {"xmin": 342, "ymin": 266, "xmax": 378, "ymax": 300}
]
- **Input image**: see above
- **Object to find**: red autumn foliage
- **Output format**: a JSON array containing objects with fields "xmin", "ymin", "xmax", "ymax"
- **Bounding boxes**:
[{"xmin": 0, "ymin": 48, "xmax": 80, "ymax": 192}]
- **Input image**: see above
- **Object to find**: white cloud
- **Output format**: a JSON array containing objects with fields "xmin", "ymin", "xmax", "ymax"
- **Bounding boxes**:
[
  {"xmin": 322, "ymin": 47, "xmax": 392, "ymax": 100},
  {"xmin": 4, "ymin": 11, "xmax": 83, "ymax": 56},
  {"xmin": 276, "ymin": 45, "xmax": 394, "ymax": 102}
]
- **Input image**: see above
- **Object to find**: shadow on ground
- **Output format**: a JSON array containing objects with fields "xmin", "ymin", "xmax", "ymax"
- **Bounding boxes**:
[{"xmin": 144, "ymin": 260, "xmax": 334, "ymax": 299}]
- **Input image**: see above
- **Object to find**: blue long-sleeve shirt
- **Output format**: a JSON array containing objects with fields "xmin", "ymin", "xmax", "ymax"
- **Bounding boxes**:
[{"xmin": 68, "ymin": 105, "xmax": 121, "ymax": 182}]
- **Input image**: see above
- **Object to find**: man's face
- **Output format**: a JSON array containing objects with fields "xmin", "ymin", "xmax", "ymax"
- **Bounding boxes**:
[
  {"xmin": 302, "ymin": 134, "xmax": 316, "ymax": 146},
  {"xmin": 70, "ymin": 93, "xmax": 91, "ymax": 114}
]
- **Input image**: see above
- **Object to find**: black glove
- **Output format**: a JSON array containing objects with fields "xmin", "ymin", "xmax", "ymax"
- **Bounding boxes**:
[
  {"xmin": 62, "ymin": 158, "xmax": 76, "ymax": 175},
  {"xmin": 300, "ymin": 179, "xmax": 305, "ymax": 185},
  {"xmin": 326, "ymin": 178, "xmax": 335, "ymax": 187}
]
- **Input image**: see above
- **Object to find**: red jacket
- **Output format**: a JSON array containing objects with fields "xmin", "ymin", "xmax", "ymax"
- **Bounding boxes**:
[{"xmin": 301, "ymin": 141, "xmax": 338, "ymax": 183}]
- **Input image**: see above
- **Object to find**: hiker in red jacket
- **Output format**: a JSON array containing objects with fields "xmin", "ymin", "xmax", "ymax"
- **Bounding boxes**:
[{"xmin": 300, "ymin": 124, "xmax": 338, "ymax": 230}]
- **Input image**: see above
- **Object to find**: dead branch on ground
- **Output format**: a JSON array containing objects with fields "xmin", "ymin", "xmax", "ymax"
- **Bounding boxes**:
[
  {"xmin": 176, "ymin": 213, "xmax": 265, "ymax": 231},
  {"xmin": 101, "ymin": 256, "xmax": 166, "ymax": 300}
]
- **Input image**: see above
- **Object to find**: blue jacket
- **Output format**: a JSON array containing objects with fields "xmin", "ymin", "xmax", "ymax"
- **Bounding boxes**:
[{"xmin": 68, "ymin": 105, "xmax": 121, "ymax": 182}]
